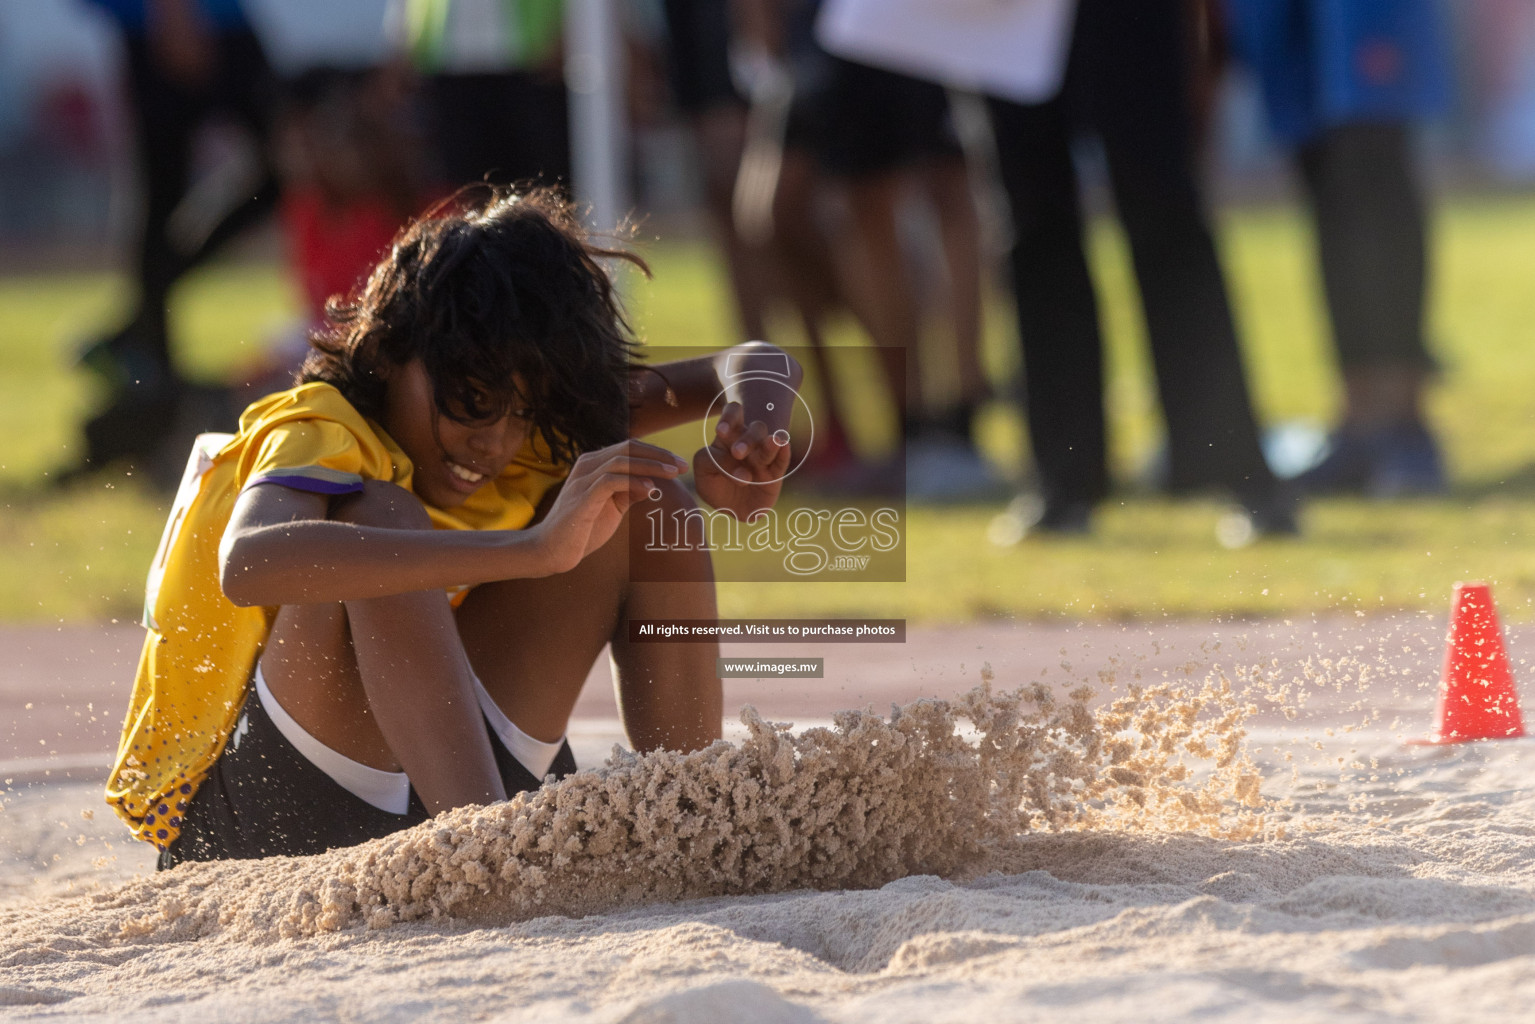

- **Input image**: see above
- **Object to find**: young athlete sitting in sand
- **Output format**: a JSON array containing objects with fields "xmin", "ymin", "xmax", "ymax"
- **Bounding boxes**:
[{"xmin": 105, "ymin": 185, "xmax": 798, "ymax": 867}]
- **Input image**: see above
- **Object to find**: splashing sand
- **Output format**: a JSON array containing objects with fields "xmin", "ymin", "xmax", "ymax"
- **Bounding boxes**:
[
  {"xmin": 4, "ymin": 643, "xmax": 1534, "ymax": 1022},
  {"xmin": 4, "ymin": 669, "xmax": 1267, "ymax": 948}
]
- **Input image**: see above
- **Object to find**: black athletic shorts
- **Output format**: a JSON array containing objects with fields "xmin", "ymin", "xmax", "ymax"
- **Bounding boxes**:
[
  {"xmin": 663, "ymin": 0, "xmax": 741, "ymax": 114},
  {"xmin": 422, "ymin": 72, "xmax": 572, "ymax": 190},
  {"xmin": 158, "ymin": 682, "xmax": 576, "ymax": 867},
  {"xmin": 792, "ymin": 53, "xmax": 962, "ymax": 178}
]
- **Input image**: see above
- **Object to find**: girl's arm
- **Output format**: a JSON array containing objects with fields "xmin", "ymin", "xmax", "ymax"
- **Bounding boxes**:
[
  {"xmin": 221, "ymin": 485, "xmax": 546, "ymax": 606},
  {"xmin": 627, "ymin": 340, "xmax": 803, "ymax": 438},
  {"xmin": 220, "ymin": 439, "xmax": 688, "ymax": 607}
]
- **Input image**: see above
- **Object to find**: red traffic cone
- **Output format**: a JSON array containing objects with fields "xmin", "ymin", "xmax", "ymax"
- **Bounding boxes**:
[{"xmin": 1418, "ymin": 581, "xmax": 1526, "ymax": 744}]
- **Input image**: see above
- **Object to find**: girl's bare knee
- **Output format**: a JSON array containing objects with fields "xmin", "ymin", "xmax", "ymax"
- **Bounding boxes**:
[{"xmin": 331, "ymin": 480, "xmax": 432, "ymax": 531}]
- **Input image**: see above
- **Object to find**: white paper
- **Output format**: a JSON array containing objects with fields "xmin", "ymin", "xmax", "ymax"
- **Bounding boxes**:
[{"xmin": 816, "ymin": 0, "xmax": 1077, "ymax": 103}]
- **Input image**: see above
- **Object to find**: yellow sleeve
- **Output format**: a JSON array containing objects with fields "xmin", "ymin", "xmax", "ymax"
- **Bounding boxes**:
[
  {"xmin": 233, "ymin": 385, "xmax": 402, "ymax": 495},
  {"xmin": 243, "ymin": 420, "xmax": 371, "ymax": 496},
  {"xmin": 106, "ymin": 384, "xmax": 400, "ymax": 851}
]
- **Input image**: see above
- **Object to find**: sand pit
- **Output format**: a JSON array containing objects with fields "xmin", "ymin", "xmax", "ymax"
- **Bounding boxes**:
[{"xmin": 2, "ymin": 644, "xmax": 1534, "ymax": 1022}]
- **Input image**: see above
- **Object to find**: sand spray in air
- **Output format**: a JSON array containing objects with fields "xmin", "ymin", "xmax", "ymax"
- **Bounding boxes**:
[{"xmin": 73, "ymin": 663, "xmax": 1284, "ymax": 946}]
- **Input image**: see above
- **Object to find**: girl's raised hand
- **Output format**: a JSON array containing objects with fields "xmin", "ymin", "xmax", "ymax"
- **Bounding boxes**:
[
  {"xmin": 693, "ymin": 401, "xmax": 791, "ymax": 520},
  {"xmin": 534, "ymin": 440, "xmax": 688, "ymax": 574}
]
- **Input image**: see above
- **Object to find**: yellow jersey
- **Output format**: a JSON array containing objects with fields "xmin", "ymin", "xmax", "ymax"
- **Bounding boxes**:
[{"xmin": 105, "ymin": 382, "xmax": 567, "ymax": 850}]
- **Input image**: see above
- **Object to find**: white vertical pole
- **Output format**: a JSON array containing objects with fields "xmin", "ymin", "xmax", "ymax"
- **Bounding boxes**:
[{"xmin": 564, "ymin": 0, "xmax": 628, "ymax": 234}]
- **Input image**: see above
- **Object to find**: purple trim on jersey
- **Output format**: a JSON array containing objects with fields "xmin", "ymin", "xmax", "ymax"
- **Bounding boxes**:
[{"xmin": 248, "ymin": 473, "xmax": 365, "ymax": 496}]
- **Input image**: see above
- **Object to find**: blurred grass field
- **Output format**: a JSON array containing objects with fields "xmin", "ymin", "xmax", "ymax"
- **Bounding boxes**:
[{"xmin": 5, "ymin": 194, "xmax": 1535, "ymax": 624}]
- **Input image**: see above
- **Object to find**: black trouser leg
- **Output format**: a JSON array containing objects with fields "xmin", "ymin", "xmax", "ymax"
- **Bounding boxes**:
[
  {"xmin": 1077, "ymin": 0, "xmax": 1275, "ymax": 496},
  {"xmin": 122, "ymin": 34, "xmax": 197, "ymax": 372},
  {"xmin": 426, "ymin": 73, "xmax": 572, "ymax": 190},
  {"xmin": 987, "ymin": 96, "xmax": 1108, "ymax": 507},
  {"xmin": 120, "ymin": 30, "xmax": 278, "ymax": 378},
  {"xmin": 82, "ymin": 32, "xmax": 276, "ymax": 469},
  {"xmin": 1298, "ymin": 122, "xmax": 1431, "ymax": 373}
]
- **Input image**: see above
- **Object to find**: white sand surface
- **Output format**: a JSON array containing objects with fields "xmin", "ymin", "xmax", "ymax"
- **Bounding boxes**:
[{"xmin": 2, "ymin": 622, "xmax": 1534, "ymax": 1022}]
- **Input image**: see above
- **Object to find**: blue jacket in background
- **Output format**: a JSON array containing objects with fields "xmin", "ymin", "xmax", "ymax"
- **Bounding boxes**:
[
  {"xmin": 1225, "ymin": 0, "xmax": 1451, "ymax": 143},
  {"xmin": 81, "ymin": 0, "xmax": 250, "ymax": 36}
]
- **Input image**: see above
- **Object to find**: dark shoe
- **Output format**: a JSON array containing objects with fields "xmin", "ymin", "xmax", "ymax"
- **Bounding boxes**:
[
  {"xmin": 1371, "ymin": 421, "xmax": 1447, "ymax": 497},
  {"xmin": 76, "ymin": 316, "xmax": 172, "ymax": 388},
  {"xmin": 81, "ymin": 386, "xmax": 181, "ymax": 467},
  {"xmin": 1294, "ymin": 429, "xmax": 1378, "ymax": 495},
  {"xmin": 1295, "ymin": 421, "xmax": 1448, "ymax": 498},
  {"xmin": 59, "ymin": 382, "xmax": 239, "ymax": 493},
  {"xmin": 72, "ymin": 316, "xmax": 191, "ymax": 475}
]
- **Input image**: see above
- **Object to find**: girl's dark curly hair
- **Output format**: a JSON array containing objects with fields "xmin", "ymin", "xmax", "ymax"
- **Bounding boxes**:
[{"xmin": 299, "ymin": 184, "xmax": 647, "ymax": 465}]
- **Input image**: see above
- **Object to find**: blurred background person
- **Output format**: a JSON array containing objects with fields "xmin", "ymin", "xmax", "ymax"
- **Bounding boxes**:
[
  {"xmin": 1225, "ymin": 0, "xmax": 1451, "ymax": 496},
  {"xmin": 983, "ymin": 0, "xmax": 1293, "ymax": 539},
  {"xmin": 275, "ymin": 68, "xmax": 421, "ymax": 331},
  {"xmin": 814, "ymin": 53, "xmax": 997, "ymax": 502},
  {"xmin": 389, "ymin": 0, "xmax": 570, "ymax": 193},
  {"xmin": 731, "ymin": 0, "xmax": 866, "ymax": 483},
  {"xmin": 71, "ymin": 0, "xmax": 279, "ymax": 478},
  {"xmin": 761, "ymin": 0, "xmax": 998, "ymax": 501},
  {"xmin": 659, "ymin": 0, "xmax": 771, "ymax": 343},
  {"xmin": 1464, "ymin": 0, "xmax": 1535, "ymax": 180},
  {"xmin": 661, "ymin": 0, "xmax": 874, "ymax": 482},
  {"xmin": 222, "ymin": 62, "xmax": 428, "ymax": 401}
]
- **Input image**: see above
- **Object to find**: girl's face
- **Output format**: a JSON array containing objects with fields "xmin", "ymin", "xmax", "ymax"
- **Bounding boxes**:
[{"xmin": 382, "ymin": 360, "xmax": 532, "ymax": 508}]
